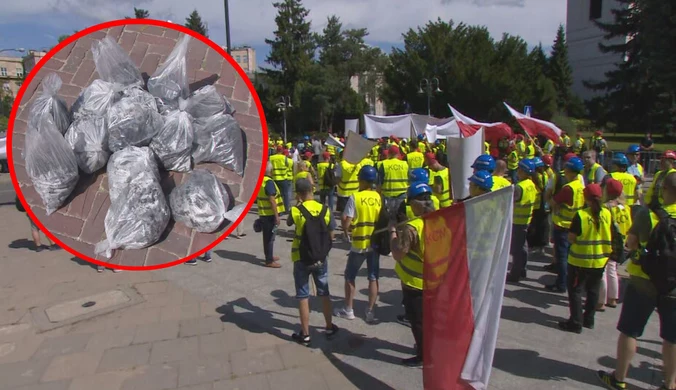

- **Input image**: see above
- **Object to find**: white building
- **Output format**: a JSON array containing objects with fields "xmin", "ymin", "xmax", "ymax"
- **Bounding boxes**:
[
  {"xmin": 349, "ymin": 73, "xmax": 386, "ymax": 116},
  {"xmin": 566, "ymin": 0, "xmax": 629, "ymax": 100}
]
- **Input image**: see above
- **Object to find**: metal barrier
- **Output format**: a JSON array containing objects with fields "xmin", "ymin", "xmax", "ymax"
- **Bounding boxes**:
[{"xmin": 600, "ymin": 150, "xmax": 662, "ymax": 179}]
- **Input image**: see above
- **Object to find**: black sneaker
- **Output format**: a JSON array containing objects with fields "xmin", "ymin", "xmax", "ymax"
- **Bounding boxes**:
[
  {"xmin": 325, "ymin": 324, "xmax": 339, "ymax": 339},
  {"xmin": 596, "ymin": 371, "xmax": 627, "ymax": 390},
  {"xmin": 558, "ymin": 320, "xmax": 582, "ymax": 334},
  {"xmin": 49, "ymin": 244, "xmax": 61, "ymax": 251},
  {"xmin": 583, "ymin": 319, "xmax": 595, "ymax": 329},
  {"xmin": 291, "ymin": 332, "xmax": 311, "ymax": 346},
  {"xmin": 35, "ymin": 245, "xmax": 46, "ymax": 253},
  {"xmin": 185, "ymin": 259, "xmax": 198, "ymax": 266},
  {"xmin": 401, "ymin": 356, "xmax": 423, "ymax": 367},
  {"xmin": 203, "ymin": 256, "xmax": 212, "ymax": 263},
  {"xmin": 545, "ymin": 284, "xmax": 566, "ymax": 293},
  {"xmin": 396, "ymin": 314, "xmax": 410, "ymax": 327}
]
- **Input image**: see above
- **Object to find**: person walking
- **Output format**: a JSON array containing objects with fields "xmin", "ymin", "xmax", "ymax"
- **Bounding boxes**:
[
  {"xmin": 583, "ymin": 150, "xmax": 607, "ymax": 186},
  {"xmin": 597, "ymin": 171, "xmax": 676, "ymax": 390},
  {"xmin": 645, "ymin": 150, "xmax": 676, "ymax": 211},
  {"xmin": 378, "ymin": 145, "xmax": 410, "ymax": 218},
  {"xmin": 626, "ymin": 145, "xmax": 645, "ymax": 204},
  {"xmin": 335, "ymin": 166, "xmax": 383, "ymax": 323},
  {"xmin": 16, "ymin": 196, "xmax": 58, "ymax": 253},
  {"xmin": 527, "ymin": 157, "xmax": 551, "ymax": 254},
  {"xmin": 406, "ymin": 140, "xmax": 425, "ymax": 170},
  {"xmin": 426, "ymin": 153, "xmax": 452, "ymax": 208},
  {"xmin": 507, "ymin": 159, "xmax": 537, "ymax": 283},
  {"xmin": 558, "ymin": 183, "xmax": 612, "ymax": 333},
  {"xmin": 286, "ymin": 178, "xmax": 339, "ymax": 345},
  {"xmin": 609, "ymin": 153, "xmax": 639, "ymax": 206},
  {"xmin": 257, "ymin": 162, "xmax": 284, "ymax": 268},
  {"xmin": 268, "ymin": 146, "xmax": 293, "ymax": 215},
  {"xmin": 335, "ymin": 154, "xmax": 361, "ymax": 213}
]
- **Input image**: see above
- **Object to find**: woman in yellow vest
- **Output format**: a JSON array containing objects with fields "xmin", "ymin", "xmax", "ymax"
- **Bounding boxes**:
[
  {"xmin": 294, "ymin": 161, "xmax": 314, "ymax": 192},
  {"xmin": 257, "ymin": 163, "xmax": 286, "ymax": 268},
  {"xmin": 389, "ymin": 182, "xmax": 435, "ymax": 367},
  {"xmin": 507, "ymin": 159, "xmax": 538, "ymax": 283},
  {"xmin": 597, "ymin": 178, "xmax": 631, "ymax": 312},
  {"xmin": 558, "ymin": 183, "xmax": 612, "ymax": 333}
]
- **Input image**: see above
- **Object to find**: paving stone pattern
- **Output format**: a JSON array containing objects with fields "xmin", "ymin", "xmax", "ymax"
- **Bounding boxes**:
[{"xmin": 11, "ymin": 25, "xmax": 265, "ymax": 267}]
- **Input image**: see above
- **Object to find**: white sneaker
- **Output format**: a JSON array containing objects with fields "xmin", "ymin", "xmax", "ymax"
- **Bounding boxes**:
[
  {"xmin": 365, "ymin": 309, "xmax": 376, "ymax": 324},
  {"xmin": 334, "ymin": 307, "xmax": 355, "ymax": 320}
]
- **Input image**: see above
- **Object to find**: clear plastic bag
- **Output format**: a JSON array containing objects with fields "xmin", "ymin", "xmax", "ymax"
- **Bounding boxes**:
[
  {"xmin": 150, "ymin": 108, "xmax": 194, "ymax": 172},
  {"xmin": 107, "ymin": 87, "xmax": 163, "ymax": 152},
  {"xmin": 28, "ymin": 73, "xmax": 71, "ymax": 135},
  {"xmin": 71, "ymin": 79, "xmax": 122, "ymax": 118},
  {"xmin": 64, "ymin": 115, "xmax": 110, "ymax": 174},
  {"xmin": 147, "ymin": 34, "xmax": 191, "ymax": 107},
  {"xmin": 25, "ymin": 116, "xmax": 79, "ymax": 215},
  {"xmin": 192, "ymin": 112, "xmax": 245, "ymax": 176},
  {"xmin": 91, "ymin": 36, "xmax": 143, "ymax": 87},
  {"xmin": 184, "ymin": 85, "xmax": 229, "ymax": 118},
  {"xmin": 95, "ymin": 146, "xmax": 170, "ymax": 259},
  {"xmin": 169, "ymin": 169, "xmax": 230, "ymax": 233}
]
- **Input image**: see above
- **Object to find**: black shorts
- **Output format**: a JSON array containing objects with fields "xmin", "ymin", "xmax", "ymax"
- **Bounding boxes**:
[{"xmin": 617, "ymin": 280, "xmax": 676, "ymax": 343}]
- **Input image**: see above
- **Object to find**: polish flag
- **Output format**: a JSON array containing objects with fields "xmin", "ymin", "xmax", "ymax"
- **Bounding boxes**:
[
  {"xmin": 423, "ymin": 187, "xmax": 514, "ymax": 390},
  {"xmin": 503, "ymin": 102, "xmax": 562, "ymax": 143},
  {"xmin": 448, "ymin": 105, "xmax": 513, "ymax": 139}
]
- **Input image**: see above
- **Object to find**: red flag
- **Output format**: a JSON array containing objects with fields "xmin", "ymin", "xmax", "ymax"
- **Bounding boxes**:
[
  {"xmin": 448, "ymin": 105, "xmax": 513, "ymax": 140},
  {"xmin": 503, "ymin": 102, "xmax": 562, "ymax": 143}
]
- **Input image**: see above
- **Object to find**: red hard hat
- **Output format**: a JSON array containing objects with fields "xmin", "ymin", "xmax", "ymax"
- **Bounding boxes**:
[
  {"xmin": 388, "ymin": 145, "xmax": 400, "ymax": 155},
  {"xmin": 595, "ymin": 130, "xmax": 603, "ymax": 136},
  {"xmin": 663, "ymin": 150, "xmax": 676, "ymax": 160},
  {"xmin": 541, "ymin": 155, "xmax": 553, "ymax": 166},
  {"xmin": 304, "ymin": 151, "xmax": 312, "ymax": 158},
  {"xmin": 564, "ymin": 153, "xmax": 577, "ymax": 162},
  {"xmin": 322, "ymin": 152, "xmax": 330, "ymax": 160}
]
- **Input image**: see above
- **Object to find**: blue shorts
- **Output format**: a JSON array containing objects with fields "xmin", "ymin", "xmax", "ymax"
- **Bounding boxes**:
[
  {"xmin": 293, "ymin": 260, "xmax": 330, "ymax": 299},
  {"xmin": 344, "ymin": 251, "xmax": 380, "ymax": 282},
  {"xmin": 617, "ymin": 280, "xmax": 676, "ymax": 343}
]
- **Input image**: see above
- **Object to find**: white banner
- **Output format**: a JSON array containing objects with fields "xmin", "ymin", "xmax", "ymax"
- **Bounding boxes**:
[
  {"xmin": 410, "ymin": 114, "xmax": 430, "ymax": 136},
  {"xmin": 425, "ymin": 126, "xmax": 437, "ymax": 143},
  {"xmin": 343, "ymin": 131, "xmax": 376, "ymax": 164},
  {"xmin": 364, "ymin": 114, "xmax": 412, "ymax": 139},
  {"xmin": 448, "ymin": 128, "xmax": 484, "ymax": 200},
  {"xmin": 426, "ymin": 119, "xmax": 460, "ymax": 140},
  {"xmin": 325, "ymin": 134, "xmax": 345, "ymax": 149},
  {"xmin": 345, "ymin": 119, "xmax": 359, "ymax": 137}
]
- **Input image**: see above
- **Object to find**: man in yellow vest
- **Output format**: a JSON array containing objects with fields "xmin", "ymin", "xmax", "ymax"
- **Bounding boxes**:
[
  {"xmin": 285, "ymin": 179, "xmax": 339, "ymax": 345},
  {"xmin": 582, "ymin": 150, "xmax": 607, "ymax": 186},
  {"xmin": 515, "ymin": 134, "xmax": 527, "ymax": 159},
  {"xmin": 378, "ymin": 145, "xmax": 409, "ymax": 218},
  {"xmin": 268, "ymin": 146, "xmax": 293, "ymax": 215},
  {"xmin": 547, "ymin": 156, "xmax": 586, "ymax": 292},
  {"xmin": 573, "ymin": 133, "xmax": 585, "ymax": 154},
  {"xmin": 507, "ymin": 159, "xmax": 538, "ymax": 283},
  {"xmin": 494, "ymin": 160, "xmax": 513, "ymax": 188},
  {"xmin": 472, "ymin": 155, "xmax": 511, "ymax": 191},
  {"xmin": 257, "ymin": 162, "xmax": 285, "ymax": 268},
  {"xmin": 389, "ymin": 182, "xmax": 435, "ymax": 367},
  {"xmin": 426, "ymin": 153, "xmax": 452, "ymax": 208},
  {"xmin": 406, "ymin": 140, "xmax": 425, "ymax": 170},
  {"xmin": 558, "ymin": 183, "xmax": 612, "ymax": 334},
  {"xmin": 468, "ymin": 170, "xmax": 493, "ymax": 198},
  {"xmin": 335, "ymin": 155, "xmax": 361, "ymax": 213},
  {"xmin": 645, "ymin": 150, "xmax": 676, "ymax": 211},
  {"xmin": 591, "ymin": 130, "xmax": 608, "ymax": 167},
  {"xmin": 526, "ymin": 138, "xmax": 536, "ymax": 159},
  {"xmin": 543, "ymin": 137, "xmax": 556, "ymax": 157},
  {"xmin": 626, "ymin": 145, "xmax": 645, "ymax": 203},
  {"xmin": 597, "ymin": 172, "xmax": 676, "ymax": 390},
  {"xmin": 335, "ymin": 166, "xmax": 383, "ymax": 323},
  {"xmin": 562, "ymin": 131, "xmax": 571, "ymax": 149},
  {"xmin": 507, "ymin": 146, "xmax": 520, "ymax": 183},
  {"xmin": 484, "ymin": 141, "xmax": 491, "ymax": 155},
  {"xmin": 317, "ymin": 152, "xmax": 335, "ymax": 211},
  {"xmin": 609, "ymin": 153, "xmax": 638, "ymax": 206}
]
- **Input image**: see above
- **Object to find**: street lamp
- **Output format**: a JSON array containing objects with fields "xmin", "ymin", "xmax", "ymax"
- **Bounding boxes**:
[
  {"xmin": 224, "ymin": 0, "xmax": 232, "ymax": 55},
  {"xmin": 0, "ymin": 48, "xmax": 26, "ymax": 54},
  {"xmin": 418, "ymin": 77, "xmax": 442, "ymax": 117},
  {"xmin": 276, "ymin": 96, "xmax": 292, "ymax": 144}
]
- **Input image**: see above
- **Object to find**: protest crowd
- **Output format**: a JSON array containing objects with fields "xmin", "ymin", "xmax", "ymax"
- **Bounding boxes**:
[{"xmin": 256, "ymin": 128, "xmax": 676, "ymax": 390}]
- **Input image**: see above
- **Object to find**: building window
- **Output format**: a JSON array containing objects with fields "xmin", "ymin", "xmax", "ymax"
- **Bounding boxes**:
[
  {"xmin": 589, "ymin": 0, "xmax": 603, "ymax": 20},
  {"xmin": 243, "ymin": 55, "xmax": 248, "ymax": 62},
  {"xmin": 16, "ymin": 67, "xmax": 24, "ymax": 78},
  {"xmin": 0, "ymin": 68, "xmax": 7, "ymax": 77},
  {"xmin": 236, "ymin": 55, "xmax": 241, "ymax": 63}
]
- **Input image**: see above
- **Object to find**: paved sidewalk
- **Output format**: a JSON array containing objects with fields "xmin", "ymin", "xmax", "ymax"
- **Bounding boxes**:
[{"xmin": 0, "ymin": 206, "xmax": 356, "ymax": 390}]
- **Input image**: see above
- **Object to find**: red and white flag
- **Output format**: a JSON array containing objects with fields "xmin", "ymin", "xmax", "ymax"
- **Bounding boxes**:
[
  {"xmin": 448, "ymin": 104, "xmax": 513, "ymax": 139},
  {"xmin": 423, "ymin": 187, "xmax": 514, "ymax": 390},
  {"xmin": 503, "ymin": 102, "xmax": 562, "ymax": 143}
]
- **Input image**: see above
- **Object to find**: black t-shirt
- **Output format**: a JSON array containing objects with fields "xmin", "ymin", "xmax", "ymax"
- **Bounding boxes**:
[{"xmin": 641, "ymin": 137, "xmax": 654, "ymax": 148}]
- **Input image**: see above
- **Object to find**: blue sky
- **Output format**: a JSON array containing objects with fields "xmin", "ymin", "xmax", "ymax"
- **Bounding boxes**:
[{"xmin": 0, "ymin": 0, "xmax": 565, "ymax": 69}]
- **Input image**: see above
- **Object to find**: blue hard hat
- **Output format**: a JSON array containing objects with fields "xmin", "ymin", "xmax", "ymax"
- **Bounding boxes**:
[
  {"xmin": 472, "ymin": 155, "xmax": 496, "ymax": 173},
  {"xmin": 303, "ymin": 135, "xmax": 310, "ymax": 140},
  {"xmin": 337, "ymin": 147, "xmax": 343, "ymax": 153},
  {"xmin": 627, "ymin": 144, "xmax": 640, "ymax": 154},
  {"xmin": 613, "ymin": 152, "xmax": 630, "ymax": 167},
  {"xmin": 358, "ymin": 165, "xmax": 377, "ymax": 182},
  {"xmin": 435, "ymin": 140, "xmax": 441, "ymax": 145},
  {"xmin": 417, "ymin": 134, "xmax": 424, "ymax": 141},
  {"xmin": 469, "ymin": 170, "xmax": 493, "ymax": 191},
  {"xmin": 409, "ymin": 168, "xmax": 430, "ymax": 183},
  {"xmin": 519, "ymin": 159, "xmax": 536, "ymax": 174},
  {"xmin": 407, "ymin": 182, "xmax": 432, "ymax": 199},
  {"xmin": 565, "ymin": 157, "xmax": 584, "ymax": 172},
  {"xmin": 532, "ymin": 157, "xmax": 545, "ymax": 169}
]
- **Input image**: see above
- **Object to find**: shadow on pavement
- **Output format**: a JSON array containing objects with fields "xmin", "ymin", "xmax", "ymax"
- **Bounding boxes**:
[
  {"xmin": 216, "ymin": 298, "xmax": 399, "ymax": 389},
  {"xmin": 8, "ymin": 238, "xmax": 35, "ymax": 250},
  {"xmin": 493, "ymin": 348, "xmax": 600, "ymax": 387},
  {"xmin": 503, "ymin": 288, "xmax": 568, "ymax": 310},
  {"xmin": 214, "ymin": 249, "xmax": 265, "ymax": 267},
  {"xmin": 500, "ymin": 305, "xmax": 562, "ymax": 329},
  {"xmin": 69, "ymin": 256, "xmax": 98, "ymax": 270}
]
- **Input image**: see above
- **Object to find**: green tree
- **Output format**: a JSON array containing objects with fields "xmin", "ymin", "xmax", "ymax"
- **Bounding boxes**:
[
  {"xmin": 184, "ymin": 9, "xmax": 208, "ymax": 37},
  {"xmin": 57, "ymin": 30, "xmax": 78, "ymax": 44},
  {"xmin": 126, "ymin": 7, "xmax": 150, "ymax": 19},
  {"xmin": 546, "ymin": 25, "xmax": 574, "ymax": 114}
]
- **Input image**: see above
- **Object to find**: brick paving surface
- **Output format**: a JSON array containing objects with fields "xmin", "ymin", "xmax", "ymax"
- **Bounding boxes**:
[{"xmin": 11, "ymin": 24, "xmax": 264, "ymax": 267}]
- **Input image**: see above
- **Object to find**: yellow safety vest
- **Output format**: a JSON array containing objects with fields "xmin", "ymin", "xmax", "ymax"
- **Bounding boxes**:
[
  {"xmin": 492, "ymin": 176, "xmax": 512, "ymax": 191},
  {"xmin": 395, "ymin": 218, "xmax": 425, "ymax": 290},
  {"xmin": 610, "ymin": 171, "xmax": 638, "ymax": 206},
  {"xmin": 526, "ymin": 144, "xmax": 535, "ymax": 159},
  {"xmin": 627, "ymin": 204, "xmax": 676, "ymax": 279},
  {"xmin": 568, "ymin": 207, "xmax": 612, "ymax": 269},
  {"xmin": 645, "ymin": 168, "xmax": 676, "ymax": 208},
  {"xmin": 290, "ymin": 200, "xmax": 330, "ymax": 262},
  {"xmin": 573, "ymin": 137, "xmax": 585, "ymax": 153},
  {"xmin": 544, "ymin": 139, "xmax": 555, "ymax": 154},
  {"xmin": 352, "ymin": 190, "xmax": 382, "ymax": 250},
  {"xmin": 533, "ymin": 172, "xmax": 547, "ymax": 211},
  {"xmin": 429, "ymin": 168, "xmax": 451, "ymax": 208},
  {"xmin": 586, "ymin": 163, "xmax": 603, "ymax": 184},
  {"xmin": 337, "ymin": 160, "xmax": 360, "ymax": 197},
  {"xmin": 381, "ymin": 159, "xmax": 409, "ymax": 197},
  {"xmin": 326, "ymin": 145, "xmax": 336, "ymax": 156},
  {"xmin": 484, "ymin": 142, "xmax": 490, "ymax": 155},
  {"xmin": 371, "ymin": 145, "xmax": 380, "ymax": 162},
  {"xmin": 514, "ymin": 178, "xmax": 537, "ymax": 225},
  {"xmin": 609, "ymin": 203, "xmax": 632, "ymax": 236},
  {"xmin": 419, "ymin": 143, "xmax": 427, "ymax": 154},
  {"xmin": 360, "ymin": 158, "xmax": 374, "ymax": 167},
  {"xmin": 257, "ymin": 176, "xmax": 285, "ymax": 216},
  {"xmin": 316, "ymin": 162, "xmax": 330, "ymax": 190},
  {"xmin": 507, "ymin": 151, "xmax": 519, "ymax": 170},
  {"xmin": 269, "ymin": 154, "xmax": 288, "ymax": 181},
  {"xmin": 407, "ymin": 151, "xmax": 424, "ymax": 170},
  {"xmin": 516, "ymin": 141, "xmax": 527, "ymax": 158},
  {"xmin": 405, "ymin": 195, "xmax": 439, "ymax": 219},
  {"xmin": 563, "ymin": 135, "xmax": 571, "ymax": 147},
  {"xmin": 284, "ymin": 157, "xmax": 294, "ymax": 181},
  {"xmin": 552, "ymin": 179, "xmax": 585, "ymax": 229}
]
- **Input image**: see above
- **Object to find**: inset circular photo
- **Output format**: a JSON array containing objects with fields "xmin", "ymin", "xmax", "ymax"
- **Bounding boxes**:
[{"xmin": 9, "ymin": 20, "xmax": 267, "ymax": 270}]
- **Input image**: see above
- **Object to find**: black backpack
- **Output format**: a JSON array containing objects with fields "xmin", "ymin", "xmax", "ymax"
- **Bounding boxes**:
[
  {"xmin": 323, "ymin": 163, "xmax": 339, "ymax": 187},
  {"xmin": 297, "ymin": 204, "xmax": 332, "ymax": 267},
  {"xmin": 641, "ymin": 208, "xmax": 676, "ymax": 295},
  {"xmin": 371, "ymin": 193, "xmax": 391, "ymax": 256}
]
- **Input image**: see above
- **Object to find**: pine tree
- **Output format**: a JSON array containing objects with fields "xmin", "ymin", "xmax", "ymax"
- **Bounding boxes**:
[
  {"xmin": 185, "ymin": 10, "xmax": 208, "ymax": 37},
  {"xmin": 547, "ymin": 25, "xmax": 574, "ymax": 114},
  {"xmin": 134, "ymin": 8, "xmax": 150, "ymax": 18}
]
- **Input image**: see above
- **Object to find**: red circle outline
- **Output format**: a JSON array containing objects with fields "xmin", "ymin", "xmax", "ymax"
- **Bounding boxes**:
[{"xmin": 8, "ymin": 19, "xmax": 269, "ymax": 271}]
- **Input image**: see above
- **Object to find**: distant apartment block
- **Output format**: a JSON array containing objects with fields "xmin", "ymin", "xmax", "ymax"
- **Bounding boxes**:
[
  {"xmin": 566, "ymin": 0, "xmax": 629, "ymax": 100},
  {"xmin": 22, "ymin": 50, "xmax": 48, "ymax": 74},
  {"xmin": 0, "ymin": 56, "xmax": 25, "ymax": 97},
  {"xmin": 350, "ymin": 73, "xmax": 386, "ymax": 116},
  {"xmin": 222, "ymin": 46, "xmax": 256, "ymax": 74}
]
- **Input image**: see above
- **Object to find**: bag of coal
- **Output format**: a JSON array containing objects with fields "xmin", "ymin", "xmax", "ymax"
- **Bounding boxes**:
[
  {"xmin": 107, "ymin": 87, "xmax": 163, "ymax": 152},
  {"xmin": 64, "ymin": 115, "xmax": 110, "ymax": 174},
  {"xmin": 28, "ymin": 73, "xmax": 71, "ymax": 135},
  {"xmin": 150, "ymin": 107, "xmax": 194, "ymax": 172},
  {"xmin": 92, "ymin": 36, "xmax": 143, "ymax": 88},
  {"xmin": 71, "ymin": 79, "xmax": 122, "ymax": 118},
  {"xmin": 183, "ymin": 85, "xmax": 235, "ymax": 118},
  {"xmin": 169, "ymin": 169, "xmax": 231, "ymax": 233},
  {"xmin": 192, "ymin": 112, "xmax": 245, "ymax": 176},
  {"xmin": 148, "ymin": 34, "xmax": 191, "ymax": 109}
]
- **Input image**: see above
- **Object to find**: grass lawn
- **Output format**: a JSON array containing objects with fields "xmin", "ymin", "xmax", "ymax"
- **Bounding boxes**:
[{"xmin": 583, "ymin": 133, "xmax": 676, "ymax": 152}]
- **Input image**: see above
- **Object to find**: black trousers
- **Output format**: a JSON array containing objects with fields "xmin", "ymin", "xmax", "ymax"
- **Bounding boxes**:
[
  {"xmin": 566, "ymin": 264, "xmax": 604, "ymax": 327},
  {"xmin": 260, "ymin": 216, "xmax": 277, "ymax": 263},
  {"xmin": 402, "ymin": 285, "xmax": 423, "ymax": 358}
]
